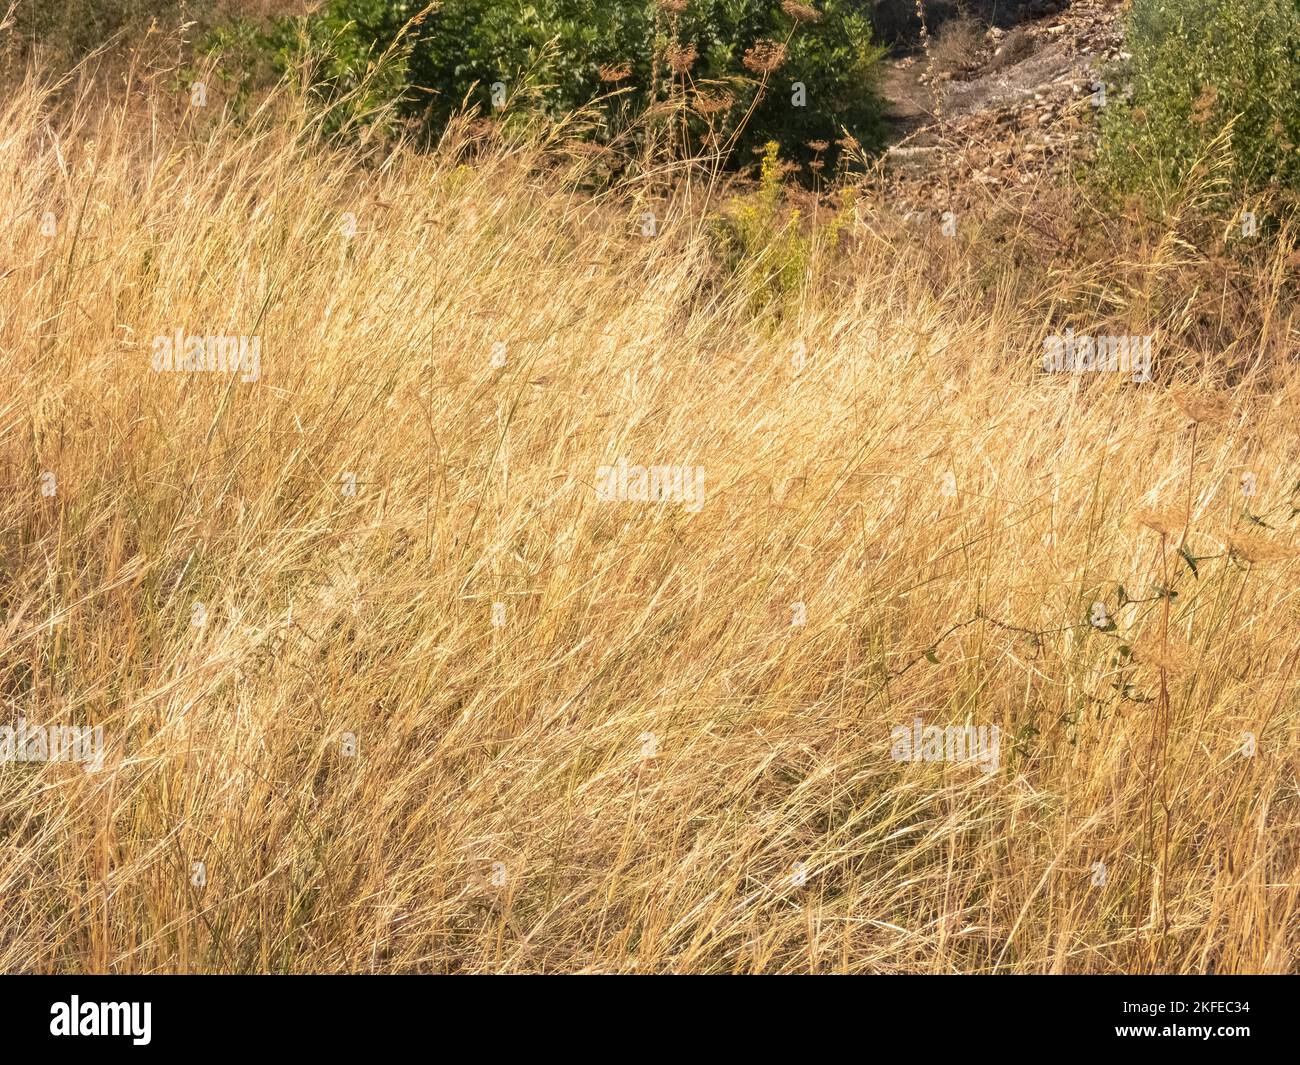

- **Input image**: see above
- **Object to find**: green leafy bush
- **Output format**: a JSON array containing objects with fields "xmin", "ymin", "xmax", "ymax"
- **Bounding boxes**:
[
  {"xmin": 1098, "ymin": 0, "xmax": 1300, "ymax": 199},
  {"xmin": 202, "ymin": 0, "xmax": 413, "ymax": 135},
  {"xmin": 213, "ymin": 0, "xmax": 886, "ymax": 173}
]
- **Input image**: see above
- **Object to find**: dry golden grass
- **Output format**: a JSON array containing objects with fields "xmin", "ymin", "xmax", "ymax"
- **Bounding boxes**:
[{"xmin": 2, "ymin": 64, "xmax": 1299, "ymax": 974}]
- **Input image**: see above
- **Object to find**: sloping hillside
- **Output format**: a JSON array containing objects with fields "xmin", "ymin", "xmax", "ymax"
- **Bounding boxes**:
[{"xmin": 877, "ymin": 0, "xmax": 1129, "ymax": 212}]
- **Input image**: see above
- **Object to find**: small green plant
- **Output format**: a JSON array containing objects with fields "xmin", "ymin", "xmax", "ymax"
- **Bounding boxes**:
[{"xmin": 709, "ymin": 141, "xmax": 812, "ymax": 310}]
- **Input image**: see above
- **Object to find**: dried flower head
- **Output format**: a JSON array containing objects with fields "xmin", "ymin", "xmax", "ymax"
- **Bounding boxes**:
[
  {"xmin": 664, "ymin": 42, "xmax": 698, "ymax": 76},
  {"xmin": 806, "ymin": 139, "xmax": 829, "ymax": 152},
  {"xmin": 599, "ymin": 62, "xmax": 632, "ymax": 83},
  {"xmin": 656, "ymin": 0, "xmax": 688, "ymax": 14},
  {"xmin": 1130, "ymin": 636, "xmax": 1192, "ymax": 676},
  {"xmin": 1190, "ymin": 84, "xmax": 1219, "ymax": 126},
  {"xmin": 465, "ymin": 117, "xmax": 497, "ymax": 140},
  {"xmin": 1172, "ymin": 387, "xmax": 1234, "ymax": 425},
  {"xmin": 743, "ymin": 39, "xmax": 788, "ymax": 75},
  {"xmin": 1134, "ymin": 506, "xmax": 1187, "ymax": 538},
  {"xmin": 1227, "ymin": 532, "xmax": 1299, "ymax": 564},
  {"xmin": 564, "ymin": 140, "xmax": 613, "ymax": 161},
  {"xmin": 782, "ymin": 1, "xmax": 822, "ymax": 22},
  {"xmin": 692, "ymin": 90, "xmax": 734, "ymax": 116}
]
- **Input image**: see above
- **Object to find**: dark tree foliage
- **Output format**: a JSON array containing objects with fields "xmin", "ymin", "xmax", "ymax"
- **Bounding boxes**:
[{"xmin": 223, "ymin": 0, "xmax": 888, "ymax": 173}]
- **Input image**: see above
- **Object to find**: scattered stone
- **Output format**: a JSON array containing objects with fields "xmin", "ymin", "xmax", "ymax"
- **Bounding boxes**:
[{"xmin": 874, "ymin": 0, "xmax": 1126, "ymax": 216}]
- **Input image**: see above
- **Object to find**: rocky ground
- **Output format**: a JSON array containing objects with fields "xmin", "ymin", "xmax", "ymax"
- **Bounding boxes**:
[{"xmin": 875, "ymin": 0, "xmax": 1130, "ymax": 214}]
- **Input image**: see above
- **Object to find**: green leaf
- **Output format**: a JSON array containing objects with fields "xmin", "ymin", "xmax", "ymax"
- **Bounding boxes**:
[{"xmin": 1178, "ymin": 544, "xmax": 1199, "ymax": 577}]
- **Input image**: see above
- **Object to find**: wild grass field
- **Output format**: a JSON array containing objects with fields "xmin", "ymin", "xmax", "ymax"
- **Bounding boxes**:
[{"xmin": 1, "ymin": 38, "xmax": 1299, "ymax": 973}]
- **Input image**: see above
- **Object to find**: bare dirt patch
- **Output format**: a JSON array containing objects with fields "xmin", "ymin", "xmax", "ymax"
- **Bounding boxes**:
[{"xmin": 873, "ymin": 0, "xmax": 1129, "ymax": 214}]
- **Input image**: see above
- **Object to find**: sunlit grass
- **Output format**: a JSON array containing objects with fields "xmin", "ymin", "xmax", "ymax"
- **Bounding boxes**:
[{"xmin": 1, "ymin": 60, "xmax": 1298, "ymax": 974}]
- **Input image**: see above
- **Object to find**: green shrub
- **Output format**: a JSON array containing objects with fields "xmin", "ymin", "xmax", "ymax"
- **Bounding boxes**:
[
  {"xmin": 213, "ymin": 0, "xmax": 886, "ymax": 174},
  {"xmin": 202, "ymin": 0, "xmax": 412, "ymax": 135},
  {"xmin": 1098, "ymin": 0, "xmax": 1300, "ymax": 199}
]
